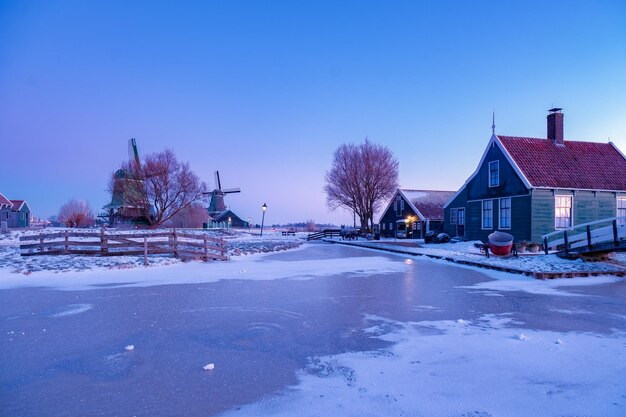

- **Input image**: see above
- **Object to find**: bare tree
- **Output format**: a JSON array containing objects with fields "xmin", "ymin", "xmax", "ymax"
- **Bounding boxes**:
[
  {"xmin": 324, "ymin": 139, "xmax": 399, "ymax": 231},
  {"xmin": 166, "ymin": 203, "xmax": 210, "ymax": 228},
  {"xmin": 109, "ymin": 149, "xmax": 206, "ymax": 228},
  {"xmin": 58, "ymin": 199, "xmax": 95, "ymax": 228},
  {"xmin": 306, "ymin": 219, "xmax": 317, "ymax": 232}
]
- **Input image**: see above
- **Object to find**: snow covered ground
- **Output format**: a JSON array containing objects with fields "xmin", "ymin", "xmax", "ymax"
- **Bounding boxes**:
[
  {"xmin": 325, "ymin": 238, "xmax": 626, "ymax": 275},
  {"xmin": 1, "ymin": 238, "xmax": 625, "ymax": 416},
  {"xmin": 0, "ymin": 228, "xmax": 303, "ymax": 275}
]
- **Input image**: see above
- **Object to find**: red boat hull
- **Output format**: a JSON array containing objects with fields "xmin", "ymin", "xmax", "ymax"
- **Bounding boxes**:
[
  {"xmin": 488, "ymin": 242, "xmax": 513, "ymax": 256},
  {"xmin": 488, "ymin": 231, "xmax": 514, "ymax": 256}
]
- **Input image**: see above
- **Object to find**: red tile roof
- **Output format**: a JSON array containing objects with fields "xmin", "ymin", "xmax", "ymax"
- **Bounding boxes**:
[
  {"xmin": 401, "ymin": 189, "xmax": 456, "ymax": 220},
  {"xmin": 498, "ymin": 136, "xmax": 626, "ymax": 191},
  {"xmin": 10, "ymin": 200, "xmax": 25, "ymax": 211},
  {"xmin": 0, "ymin": 193, "xmax": 12, "ymax": 208}
]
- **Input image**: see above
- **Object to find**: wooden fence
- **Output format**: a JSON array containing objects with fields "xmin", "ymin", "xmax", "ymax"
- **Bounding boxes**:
[{"xmin": 19, "ymin": 229, "xmax": 228, "ymax": 263}]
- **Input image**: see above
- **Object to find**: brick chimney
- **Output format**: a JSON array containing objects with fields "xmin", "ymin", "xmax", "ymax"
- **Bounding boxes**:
[{"xmin": 547, "ymin": 108, "xmax": 564, "ymax": 145}]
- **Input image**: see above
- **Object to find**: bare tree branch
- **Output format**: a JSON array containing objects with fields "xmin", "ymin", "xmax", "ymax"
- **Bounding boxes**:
[{"xmin": 324, "ymin": 139, "xmax": 399, "ymax": 231}]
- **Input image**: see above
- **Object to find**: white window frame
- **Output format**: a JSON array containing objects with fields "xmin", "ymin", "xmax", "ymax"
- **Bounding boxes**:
[
  {"xmin": 499, "ymin": 197, "xmax": 511, "ymax": 230},
  {"xmin": 555, "ymin": 195, "xmax": 573, "ymax": 229},
  {"xmin": 457, "ymin": 208, "xmax": 465, "ymax": 226},
  {"xmin": 488, "ymin": 160, "xmax": 499, "ymax": 187},
  {"xmin": 400, "ymin": 199, "xmax": 404, "ymax": 211},
  {"xmin": 482, "ymin": 200, "xmax": 493, "ymax": 230},
  {"xmin": 450, "ymin": 208, "xmax": 457, "ymax": 224},
  {"xmin": 382, "ymin": 223, "xmax": 386, "ymax": 231},
  {"xmin": 617, "ymin": 196, "xmax": 626, "ymax": 225},
  {"xmin": 389, "ymin": 222, "xmax": 393, "ymax": 231}
]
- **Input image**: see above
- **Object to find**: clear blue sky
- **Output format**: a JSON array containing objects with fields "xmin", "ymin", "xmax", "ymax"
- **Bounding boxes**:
[{"xmin": 1, "ymin": 0, "xmax": 625, "ymax": 225}]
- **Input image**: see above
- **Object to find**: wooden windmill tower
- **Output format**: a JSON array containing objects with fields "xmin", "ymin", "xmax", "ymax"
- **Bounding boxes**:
[{"xmin": 204, "ymin": 171, "xmax": 241, "ymax": 217}]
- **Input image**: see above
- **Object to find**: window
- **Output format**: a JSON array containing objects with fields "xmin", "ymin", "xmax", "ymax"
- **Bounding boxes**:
[
  {"xmin": 482, "ymin": 200, "xmax": 493, "ymax": 229},
  {"xmin": 400, "ymin": 199, "xmax": 404, "ymax": 211},
  {"xmin": 489, "ymin": 161, "xmax": 499, "ymax": 187},
  {"xmin": 618, "ymin": 197, "xmax": 626, "ymax": 225},
  {"xmin": 458, "ymin": 208, "xmax": 465, "ymax": 226},
  {"xmin": 382, "ymin": 223, "xmax": 386, "ymax": 231},
  {"xmin": 450, "ymin": 208, "xmax": 457, "ymax": 224},
  {"xmin": 555, "ymin": 195, "xmax": 573, "ymax": 229},
  {"xmin": 499, "ymin": 198, "xmax": 511, "ymax": 229},
  {"xmin": 389, "ymin": 222, "xmax": 393, "ymax": 231},
  {"xmin": 412, "ymin": 222, "xmax": 417, "ymax": 230}
]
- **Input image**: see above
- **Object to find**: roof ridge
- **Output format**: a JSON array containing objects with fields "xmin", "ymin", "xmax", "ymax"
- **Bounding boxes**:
[{"xmin": 498, "ymin": 135, "xmax": 611, "ymax": 145}]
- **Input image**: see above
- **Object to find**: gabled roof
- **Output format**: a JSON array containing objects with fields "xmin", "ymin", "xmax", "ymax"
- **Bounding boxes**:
[
  {"xmin": 498, "ymin": 136, "xmax": 626, "ymax": 191},
  {"xmin": 444, "ymin": 133, "xmax": 626, "ymax": 208},
  {"xmin": 401, "ymin": 189, "xmax": 456, "ymax": 221},
  {"xmin": 381, "ymin": 189, "xmax": 455, "ymax": 222},
  {"xmin": 10, "ymin": 200, "xmax": 28, "ymax": 212},
  {"xmin": 0, "ymin": 193, "xmax": 13, "ymax": 208}
]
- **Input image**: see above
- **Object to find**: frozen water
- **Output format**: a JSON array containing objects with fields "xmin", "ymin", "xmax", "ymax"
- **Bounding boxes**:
[{"xmin": 1, "ymin": 243, "xmax": 625, "ymax": 416}]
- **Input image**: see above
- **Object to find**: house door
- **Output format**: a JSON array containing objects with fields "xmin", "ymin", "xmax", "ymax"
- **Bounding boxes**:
[{"xmin": 456, "ymin": 208, "xmax": 465, "ymax": 237}]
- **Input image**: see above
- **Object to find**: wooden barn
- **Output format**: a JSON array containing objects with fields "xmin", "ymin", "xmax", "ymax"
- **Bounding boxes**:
[
  {"xmin": 379, "ymin": 189, "xmax": 455, "ymax": 239},
  {"xmin": 444, "ymin": 109, "xmax": 626, "ymax": 243}
]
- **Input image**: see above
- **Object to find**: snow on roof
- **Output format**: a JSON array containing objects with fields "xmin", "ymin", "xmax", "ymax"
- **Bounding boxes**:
[
  {"xmin": 0, "ymin": 193, "xmax": 13, "ymax": 208},
  {"xmin": 498, "ymin": 136, "xmax": 626, "ymax": 191},
  {"xmin": 400, "ymin": 189, "xmax": 456, "ymax": 221}
]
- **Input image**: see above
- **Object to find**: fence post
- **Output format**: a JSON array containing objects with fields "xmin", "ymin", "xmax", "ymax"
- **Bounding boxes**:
[
  {"xmin": 586, "ymin": 225, "xmax": 592, "ymax": 250},
  {"xmin": 40, "ymin": 236, "xmax": 44, "ymax": 254},
  {"xmin": 144, "ymin": 237, "xmax": 148, "ymax": 266},
  {"xmin": 100, "ymin": 228, "xmax": 108, "ymax": 255},
  {"xmin": 563, "ymin": 231, "xmax": 569, "ymax": 255},
  {"xmin": 204, "ymin": 234, "xmax": 209, "ymax": 262},
  {"xmin": 64, "ymin": 230, "xmax": 69, "ymax": 254},
  {"xmin": 173, "ymin": 229, "xmax": 178, "ymax": 258},
  {"xmin": 613, "ymin": 220, "xmax": 619, "ymax": 246},
  {"xmin": 543, "ymin": 237, "xmax": 548, "ymax": 254}
]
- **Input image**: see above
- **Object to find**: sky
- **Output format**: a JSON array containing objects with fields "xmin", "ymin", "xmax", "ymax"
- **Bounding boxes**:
[{"xmin": 1, "ymin": 0, "xmax": 626, "ymax": 226}]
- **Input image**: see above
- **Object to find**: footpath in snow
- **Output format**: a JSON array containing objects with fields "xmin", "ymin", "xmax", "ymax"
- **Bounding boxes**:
[{"xmin": 322, "ymin": 238, "xmax": 626, "ymax": 279}]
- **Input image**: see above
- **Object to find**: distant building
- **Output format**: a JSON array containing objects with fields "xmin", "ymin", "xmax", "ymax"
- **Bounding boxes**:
[
  {"xmin": 0, "ymin": 193, "xmax": 32, "ymax": 228},
  {"xmin": 379, "ymin": 189, "xmax": 455, "ymax": 239},
  {"xmin": 209, "ymin": 209, "xmax": 249, "ymax": 229},
  {"xmin": 444, "ymin": 109, "xmax": 626, "ymax": 243}
]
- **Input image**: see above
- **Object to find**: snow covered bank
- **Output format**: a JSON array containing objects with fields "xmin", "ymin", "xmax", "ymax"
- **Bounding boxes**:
[
  {"xmin": 324, "ymin": 238, "xmax": 626, "ymax": 278},
  {"xmin": 0, "ymin": 228, "xmax": 303, "ymax": 275},
  {"xmin": 0, "ymin": 248, "xmax": 409, "ymax": 290},
  {"xmin": 219, "ymin": 314, "xmax": 626, "ymax": 417}
]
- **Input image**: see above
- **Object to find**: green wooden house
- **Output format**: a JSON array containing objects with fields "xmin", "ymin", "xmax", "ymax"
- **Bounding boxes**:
[
  {"xmin": 444, "ymin": 109, "xmax": 626, "ymax": 243},
  {"xmin": 0, "ymin": 194, "xmax": 31, "ymax": 228}
]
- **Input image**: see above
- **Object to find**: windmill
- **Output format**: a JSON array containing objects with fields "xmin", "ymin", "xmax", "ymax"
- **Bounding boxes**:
[
  {"xmin": 102, "ymin": 138, "xmax": 152, "ymax": 225},
  {"xmin": 204, "ymin": 171, "xmax": 241, "ymax": 217}
]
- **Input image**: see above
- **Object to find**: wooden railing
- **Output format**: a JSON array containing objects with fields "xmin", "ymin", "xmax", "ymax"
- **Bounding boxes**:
[
  {"xmin": 307, "ymin": 229, "xmax": 342, "ymax": 241},
  {"xmin": 19, "ymin": 229, "xmax": 228, "ymax": 262},
  {"xmin": 542, "ymin": 216, "xmax": 626, "ymax": 255}
]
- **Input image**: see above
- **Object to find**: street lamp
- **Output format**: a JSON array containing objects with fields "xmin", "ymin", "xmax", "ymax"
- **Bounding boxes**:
[{"xmin": 260, "ymin": 203, "xmax": 267, "ymax": 236}]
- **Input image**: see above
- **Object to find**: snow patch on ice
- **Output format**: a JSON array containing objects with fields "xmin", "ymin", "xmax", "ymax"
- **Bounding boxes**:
[
  {"xmin": 51, "ymin": 303, "xmax": 94, "ymax": 317},
  {"xmin": 218, "ymin": 314, "xmax": 626, "ymax": 417},
  {"xmin": 0, "ymin": 254, "xmax": 409, "ymax": 291}
]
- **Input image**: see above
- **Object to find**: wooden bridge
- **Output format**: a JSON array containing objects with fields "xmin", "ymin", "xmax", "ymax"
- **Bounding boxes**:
[
  {"xmin": 542, "ymin": 216, "xmax": 626, "ymax": 258},
  {"xmin": 307, "ymin": 229, "xmax": 341, "ymax": 241},
  {"xmin": 20, "ymin": 229, "xmax": 228, "ymax": 263}
]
